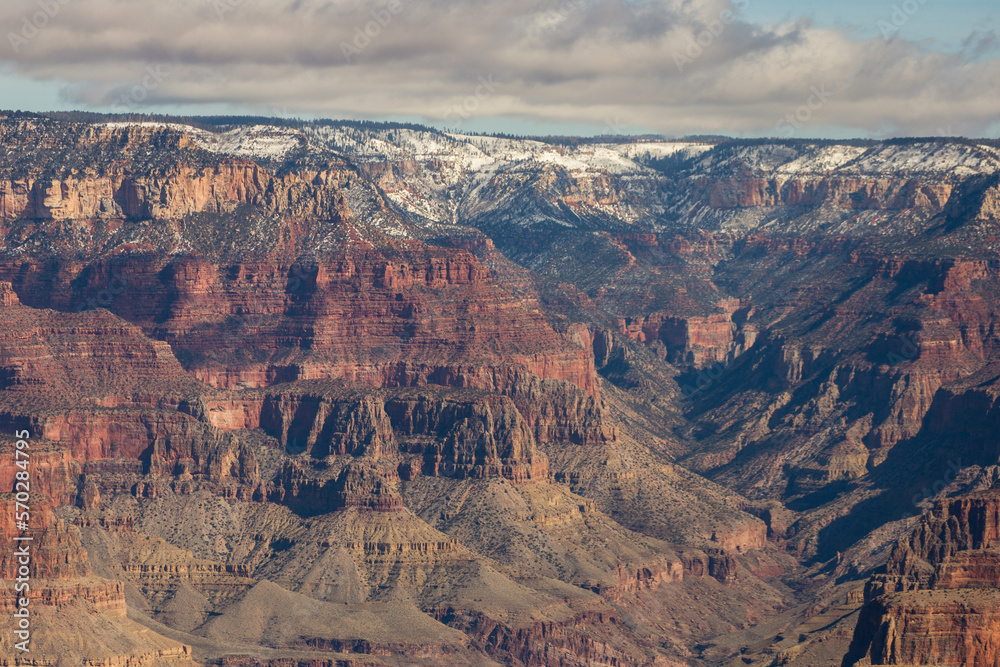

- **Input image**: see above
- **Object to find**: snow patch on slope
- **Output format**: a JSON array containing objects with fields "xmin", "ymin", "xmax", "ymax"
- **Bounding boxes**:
[
  {"xmin": 189, "ymin": 125, "xmax": 303, "ymax": 160},
  {"xmin": 775, "ymin": 145, "xmax": 870, "ymax": 174},
  {"xmin": 612, "ymin": 142, "xmax": 715, "ymax": 160},
  {"xmin": 848, "ymin": 143, "xmax": 1000, "ymax": 177}
]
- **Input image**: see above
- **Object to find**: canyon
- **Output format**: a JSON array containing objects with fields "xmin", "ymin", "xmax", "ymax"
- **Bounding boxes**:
[{"xmin": 1, "ymin": 112, "xmax": 1000, "ymax": 665}]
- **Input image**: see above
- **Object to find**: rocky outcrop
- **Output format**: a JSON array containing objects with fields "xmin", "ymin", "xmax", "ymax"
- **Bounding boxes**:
[
  {"xmin": 386, "ymin": 391, "xmax": 550, "ymax": 481},
  {"xmin": 589, "ymin": 560, "xmax": 685, "ymax": 600},
  {"xmin": 847, "ymin": 591, "xmax": 1000, "ymax": 667},
  {"xmin": 0, "ymin": 578, "xmax": 127, "ymax": 613},
  {"xmin": 680, "ymin": 550, "xmax": 739, "ymax": 585},
  {"xmin": 691, "ymin": 175, "xmax": 956, "ymax": 210},
  {"xmin": 0, "ymin": 282, "xmax": 203, "ymax": 408},
  {"xmin": 34, "ymin": 410, "xmax": 256, "ymax": 479},
  {"xmin": 433, "ymin": 607, "xmax": 649, "ymax": 667},
  {"xmin": 942, "ymin": 172, "xmax": 1000, "ymax": 225},
  {"xmin": 0, "ymin": 500, "xmax": 91, "ymax": 581},
  {"xmin": 5, "ymin": 249, "xmax": 599, "ymax": 397},
  {"xmin": 0, "ymin": 124, "xmax": 351, "ymax": 223},
  {"xmin": 193, "ymin": 385, "xmax": 552, "ymax": 483},
  {"xmin": 254, "ymin": 392, "xmax": 395, "ymax": 459},
  {"xmin": 846, "ymin": 491, "xmax": 1000, "ymax": 666},
  {"xmin": 503, "ymin": 372, "xmax": 613, "ymax": 447},
  {"xmin": 0, "ymin": 440, "xmax": 76, "ymax": 508},
  {"xmin": 0, "ymin": 280, "xmax": 17, "ymax": 307},
  {"xmin": 618, "ymin": 298, "xmax": 756, "ymax": 367},
  {"xmin": 270, "ymin": 459, "xmax": 405, "ymax": 514}
]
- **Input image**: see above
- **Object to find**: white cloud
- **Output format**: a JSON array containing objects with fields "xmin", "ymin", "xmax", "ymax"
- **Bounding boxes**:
[{"xmin": 1, "ymin": 0, "xmax": 997, "ymax": 136}]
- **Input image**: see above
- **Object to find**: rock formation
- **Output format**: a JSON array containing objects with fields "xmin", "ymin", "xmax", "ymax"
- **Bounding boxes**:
[{"xmin": 845, "ymin": 491, "xmax": 1000, "ymax": 666}]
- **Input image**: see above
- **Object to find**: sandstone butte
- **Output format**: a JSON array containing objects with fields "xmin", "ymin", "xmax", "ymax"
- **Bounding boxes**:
[{"xmin": 1, "ymin": 114, "xmax": 1000, "ymax": 665}]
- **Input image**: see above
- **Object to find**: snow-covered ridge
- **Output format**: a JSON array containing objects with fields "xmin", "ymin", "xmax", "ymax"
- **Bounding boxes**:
[
  {"xmin": 92, "ymin": 121, "xmax": 1000, "ymax": 180},
  {"xmin": 698, "ymin": 142, "xmax": 1000, "ymax": 178},
  {"xmin": 612, "ymin": 141, "xmax": 714, "ymax": 160},
  {"xmin": 95, "ymin": 122, "xmax": 307, "ymax": 161},
  {"xmin": 95, "ymin": 121, "xmax": 196, "ymax": 132},
  {"xmin": 90, "ymin": 122, "xmax": 1000, "ymax": 233},
  {"xmin": 188, "ymin": 125, "xmax": 304, "ymax": 160},
  {"xmin": 302, "ymin": 127, "xmax": 710, "ymax": 176},
  {"xmin": 70, "ymin": 121, "xmax": 1000, "ymax": 238},
  {"xmin": 844, "ymin": 143, "xmax": 1000, "ymax": 177}
]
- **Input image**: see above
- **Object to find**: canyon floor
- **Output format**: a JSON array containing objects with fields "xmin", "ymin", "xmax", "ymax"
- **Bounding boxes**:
[{"xmin": 2, "ymin": 113, "xmax": 1000, "ymax": 666}]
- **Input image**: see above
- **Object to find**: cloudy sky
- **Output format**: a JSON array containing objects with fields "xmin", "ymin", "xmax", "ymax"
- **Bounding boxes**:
[{"xmin": 0, "ymin": 0, "xmax": 997, "ymax": 138}]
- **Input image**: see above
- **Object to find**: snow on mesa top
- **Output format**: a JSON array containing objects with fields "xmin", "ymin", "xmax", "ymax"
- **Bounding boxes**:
[
  {"xmin": 94, "ymin": 122, "xmax": 305, "ymax": 161},
  {"xmin": 188, "ymin": 125, "xmax": 304, "ymax": 160},
  {"xmin": 97, "ymin": 122, "xmax": 198, "ymax": 130},
  {"xmin": 774, "ymin": 145, "xmax": 871, "ymax": 175},
  {"xmin": 845, "ymin": 143, "xmax": 1000, "ymax": 177},
  {"xmin": 694, "ymin": 141, "xmax": 1000, "ymax": 178},
  {"xmin": 612, "ymin": 142, "xmax": 715, "ymax": 160}
]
